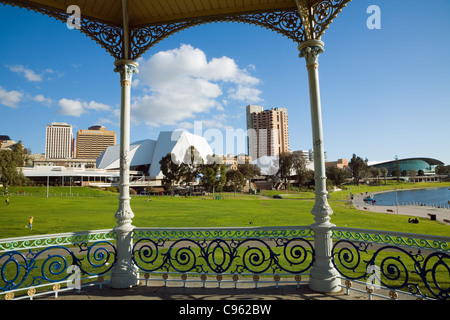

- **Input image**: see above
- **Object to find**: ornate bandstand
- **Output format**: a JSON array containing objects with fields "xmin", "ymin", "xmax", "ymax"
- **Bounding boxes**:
[{"xmin": 0, "ymin": 0, "xmax": 448, "ymax": 300}]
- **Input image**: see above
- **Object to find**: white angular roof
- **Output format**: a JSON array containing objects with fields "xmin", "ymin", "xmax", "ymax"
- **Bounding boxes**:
[
  {"xmin": 96, "ymin": 139, "xmax": 156, "ymax": 170},
  {"xmin": 97, "ymin": 131, "xmax": 213, "ymax": 178}
]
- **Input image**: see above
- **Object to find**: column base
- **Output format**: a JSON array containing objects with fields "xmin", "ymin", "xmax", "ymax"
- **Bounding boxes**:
[
  {"xmin": 111, "ymin": 263, "xmax": 139, "ymax": 289},
  {"xmin": 309, "ymin": 222, "xmax": 341, "ymax": 293},
  {"xmin": 309, "ymin": 267, "xmax": 341, "ymax": 293},
  {"xmin": 111, "ymin": 222, "xmax": 137, "ymax": 289}
]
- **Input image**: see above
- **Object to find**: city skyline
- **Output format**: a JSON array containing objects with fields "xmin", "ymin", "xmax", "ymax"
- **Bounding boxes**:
[{"xmin": 0, "ymin": 1, "xmax": 449, "ymax": 165}]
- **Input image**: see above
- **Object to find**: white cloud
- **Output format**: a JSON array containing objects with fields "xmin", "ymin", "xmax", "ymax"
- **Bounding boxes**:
[
  {"xmin": 0, "ymin": 86, "xmax": 24, "ymax": 108},
  {"xmin": 0, "ymin": 87, "xmax": 54, "ymax": 108},
  {"xmin": 84, "ymin": 101, "xmax": 111, "ymax": 111},
  {"xmin": 33, "ymin": 94, "xmax": 52, "ymax": 106},
  {"xmin": 201, "ymin": 113, "xmax": 229, "ymax": 129},
  {"xmin": 228, "ymin": 85, "xmax": 262, "ymax": 102},
  {"xmin": 6, "ymin": 65, "xmax": 42, "ymax": 82},
  {"xmin": 58, "ymin": 99, "xmax": 84, "ymax": 117},
  {"xmin": 57, "ymin": 99, "xmax": 112, "ymax": 117},
  {"xmin": 132, "ymin": 44, "xmax": 262, "ymax": 127},
  {"xmin": 6, "ymin": 65, "xmax": 62, "ymax": 82}
]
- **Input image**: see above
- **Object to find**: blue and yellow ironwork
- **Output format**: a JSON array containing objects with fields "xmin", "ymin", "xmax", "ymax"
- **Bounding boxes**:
[{"xmin": 1, "ymin": 227, "xmax": 449, "ymax": 300}]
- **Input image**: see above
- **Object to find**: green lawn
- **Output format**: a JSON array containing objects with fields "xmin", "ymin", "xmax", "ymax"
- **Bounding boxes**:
[{"xmin": 1, "ymin": 184, "xmax": 449, "ymax": 239}]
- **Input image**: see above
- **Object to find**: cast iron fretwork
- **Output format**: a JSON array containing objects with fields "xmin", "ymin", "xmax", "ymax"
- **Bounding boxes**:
[
  {"xmin": 0, "ymin": 0, "xmax": 124, "ymax": 59},
  {"xmin": 311, "ymin": 0, "xmax": 351, "ymax": 39},
  {"xmin": 130, "ymin": 9, "xmax": 305, "ymax": 60},
  {"xmin": 1, "ymin": 0, "xmax": 351, "ymax": 60}
]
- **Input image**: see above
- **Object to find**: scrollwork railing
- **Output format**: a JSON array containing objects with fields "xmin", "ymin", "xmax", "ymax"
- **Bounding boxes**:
[
  {"xmin": 331, "ymin": 227, "xmax": 450, "ymax": 300},
  {"xmin": 0, "ymin": 230, "xmax": 116, "ymax": 292},
  {"xmin": 2, "ymin": 226, "xmax": 448, "ymax": 300},
  {"xmin": 331, "ymin": 227, "xmax": 450, "ymax": 252},
  {"xmin": 132, "ymin": 226, "xmax": 315, "ymax": 276}
]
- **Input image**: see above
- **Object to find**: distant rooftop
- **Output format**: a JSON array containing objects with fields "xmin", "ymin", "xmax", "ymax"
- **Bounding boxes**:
[
  {"xmin": 0, "ymin": 135, "xmax": 11, "ymax": 141},
  {"xmin": 88, "ymin": 125, "xmax": 106, "ymax": 131}
]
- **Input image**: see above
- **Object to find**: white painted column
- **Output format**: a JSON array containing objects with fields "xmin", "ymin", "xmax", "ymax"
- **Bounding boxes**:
[
  {"xmin": 298, "ymin": 40, "xmax": 340, "ymax": 293},
  {"xmin": 111, "ymin": 59, "xmax": 139, "ymax": 289}
]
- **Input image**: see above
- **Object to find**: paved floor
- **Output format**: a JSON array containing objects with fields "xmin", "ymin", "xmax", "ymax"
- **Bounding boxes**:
[
  {"xmin": 42, "ymin": 283, "xmax": 356, "ymax": 301},
  {"xmin": 36, "ymin": 278, "xmax": 414, "ymax": 301},
  {"xmin": 21, "ymin": 280, "xmax": 428, "ymax": 320}
]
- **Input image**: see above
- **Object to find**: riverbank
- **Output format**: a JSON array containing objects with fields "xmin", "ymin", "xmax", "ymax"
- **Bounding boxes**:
[{"xmin": 352, "ymin": 193, "xmax": 450, "ymax": 224}]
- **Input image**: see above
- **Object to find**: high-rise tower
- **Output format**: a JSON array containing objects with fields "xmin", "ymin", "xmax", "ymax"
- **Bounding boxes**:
[
  {"xmin": 45, "ymin": 122, "xmax": 74, "ymax": 159},
  {"xmin": 246, "ymin": 105, "xmax": 290, "ymax": 160},
  {"xmin": 76, "ymin": 125, "xmax": 116, "ymax": 159}
]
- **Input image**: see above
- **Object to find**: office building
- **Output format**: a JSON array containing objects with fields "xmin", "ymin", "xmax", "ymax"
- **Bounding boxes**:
[
  {"xmin": 76, "ymin": 125, "xmax": 116, "ymax": 159},
  {"xmin": 246, "ymin": 105, "xmax": 290, "ymax": 160},
  {"xmin": 45, "ymin": 122, "xmax": 73, "ymax": 159}
]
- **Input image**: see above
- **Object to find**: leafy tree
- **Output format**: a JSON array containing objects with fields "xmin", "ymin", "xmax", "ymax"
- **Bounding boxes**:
[
  {"xmin": 226, "ymin": 169, "xmax": 246, "ymax": 195},
  {"xmin": 159, "ymin": 153, "xmax": 183, "ymax": 194},
  {"xmin": 199, "ymin": 155, "xmax": 226, "ymax": 193},
  {"xmin": 277, "ymin": 152, "xmax": 293, "ymax": 190},
  {"xmin": 409, "ymin": 169, "xmax": 417, "ymax": 182},
  {"xmin": 180, "ymin": 145, "xmax": 202, "ymax": 187},
  {"xmin": 391, "ymin": 169, "xmax": 400, "ymax": 178},
  {"xmin": 326, "ymin": 166, "xmax": 349, "ymax": 187},
  {"xmin": 0, "ymin": 141, "xmax": 28, "ymax": 188},
  {"xmin": 348, "ymin": 154, "xmax": 367, "ymax": 186},
  {"xmin": 291, "ymin": 152, "xmax": 308, "ymax": 188},
  {"xmin": 236, "ymin": 163, "xmax": 260, "ymax": 190},
  {"xmin": 237, "ymin": 163, "xmax": 260, "ymax": 180},
  {"xmin": 381, "ymin": 167, "xmax": 388, "ymax": 185},
  {"xmin": 394, "ymin": 157, "xmax": 401, "ymax": 181},
  {"xmin": 369, "ymin": 167, "xmax": 381, "ymax": 181},
  {"xmin": 435, "ymin": 165, "xmax": 449, "ymax": 175}
]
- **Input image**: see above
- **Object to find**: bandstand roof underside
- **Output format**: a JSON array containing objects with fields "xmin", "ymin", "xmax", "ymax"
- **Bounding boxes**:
[
  {"xmin": 5, "ymin": 0, "xmax": 318, "ymax": 26},
  {"xmin": 2, "ymin": 0, "xmax": 351, "ymax": 60}
]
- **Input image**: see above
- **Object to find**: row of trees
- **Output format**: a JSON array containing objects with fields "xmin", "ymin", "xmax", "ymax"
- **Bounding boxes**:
[
  {"xmin": 344, "ymin": 154, "xmax": 397, "ymax": 186},
  {"xmin": 327, "ymin": 154, "xmax": 386, "ymax": 187},
  {"xmin": 159, "ymin": 146, "xmax": 261, "ymax": 194}
]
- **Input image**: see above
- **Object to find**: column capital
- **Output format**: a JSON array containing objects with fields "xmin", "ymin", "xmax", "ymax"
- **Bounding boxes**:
[
  {"xmin": 114, "ymin": 59, "xmax": 139, "ymax": 85},
  {"xmin": 298, "ymin": 40, "xmax": 324, "ymax": 69},
  {"xmin": 114, "ymin": 59, "xmax": 139, "ymax": 68}
]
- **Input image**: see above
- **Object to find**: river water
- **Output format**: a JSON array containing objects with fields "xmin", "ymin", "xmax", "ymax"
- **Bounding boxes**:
[{"xmin": 372, "ymin": 187, "xmax": 450, "ymax": 208}]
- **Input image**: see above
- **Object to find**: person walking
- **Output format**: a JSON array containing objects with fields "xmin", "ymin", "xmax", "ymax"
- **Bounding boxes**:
[
  {"xmin": 25, "ymin": 216, "xmax": 33, "ymax": 230},
  {"xmin": 5, "ymin": 197, "xmax": 9, "ymax": 206}
]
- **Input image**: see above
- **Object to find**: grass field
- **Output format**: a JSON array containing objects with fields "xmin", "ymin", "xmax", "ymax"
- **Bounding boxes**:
[{"xmin": 1, "ymin": 183, "xmax": 449, "ymax": 239}]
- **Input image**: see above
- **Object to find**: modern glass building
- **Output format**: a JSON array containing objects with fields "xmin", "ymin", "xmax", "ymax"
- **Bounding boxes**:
[{"xmin": 369, "ymin": 158, "xmax": 444, "ymax": 176}]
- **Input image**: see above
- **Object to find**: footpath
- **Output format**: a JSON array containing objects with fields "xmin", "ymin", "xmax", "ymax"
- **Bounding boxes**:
[{"xmin": 352, "ymin": 193, "xmax": 450, "ymax": 224}]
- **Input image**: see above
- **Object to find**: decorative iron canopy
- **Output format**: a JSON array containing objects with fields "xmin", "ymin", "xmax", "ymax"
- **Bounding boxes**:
[{"xmin": 0, "ymin": 0, "xmax": 350, "ymax": 59}]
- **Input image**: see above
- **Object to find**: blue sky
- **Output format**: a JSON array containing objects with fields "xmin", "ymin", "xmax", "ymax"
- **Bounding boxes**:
[{"xmin": 0, "ymin": 0, "xmax": 449, "ymax": 165}]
